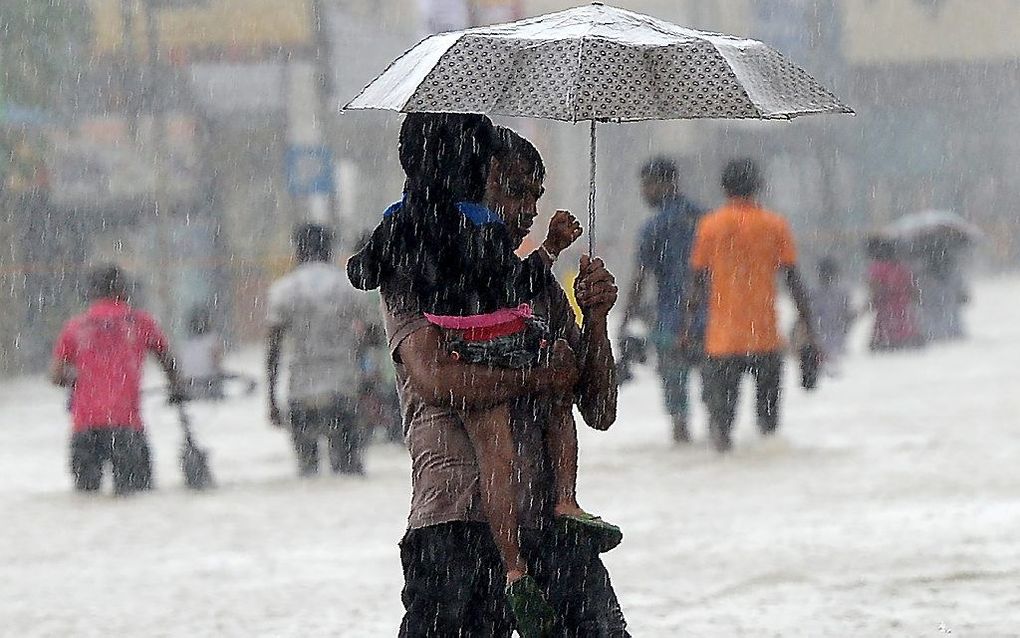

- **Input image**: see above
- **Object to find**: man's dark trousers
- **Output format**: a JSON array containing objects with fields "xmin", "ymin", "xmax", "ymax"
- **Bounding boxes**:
[
  {"xmin": 702, "ymin": 352, "xmax": 783, "ymax": 450},
  {"xmin": 289, "ymin": 396, "xmax": 362, "ymax": 475},
  {"xmin": 398, "ymin": 521, "xmax": 630, "ymax": 637},
  {"xmin": 70, "ymin": 427, "xmax": 153, "ymax": 494}
]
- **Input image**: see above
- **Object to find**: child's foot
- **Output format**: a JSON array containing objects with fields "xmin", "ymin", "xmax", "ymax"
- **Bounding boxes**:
[
  {"xmin": 505, "ymin": 575, "xmax": 556, "ymax": 638},
  {"xmin": 554, "ymin": 507, "xmax": 623, "ymax": 553}
]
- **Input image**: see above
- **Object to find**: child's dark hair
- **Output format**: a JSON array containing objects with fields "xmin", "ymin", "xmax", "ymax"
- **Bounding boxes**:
[{"xmin": 348, "ymin": 113, "xmax": 532, "ymax": 315}]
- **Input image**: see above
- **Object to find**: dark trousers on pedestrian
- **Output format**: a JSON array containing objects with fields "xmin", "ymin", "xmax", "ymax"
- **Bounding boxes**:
[
  {"xmin": 655, "ymin": 342, "xmax": 694, "ymax": 421},
  {"xmin": 289, "ymin": 396, "xmax": 363, "ymax": 476},
  {"xmin": 70, "ymin": 428, "xmax": 153, "ymax": 494},
  {"xmin": 398, "ymin": 521, "xmax": 630, "ymax": 638},
  {"xmin": 702, "ymin": 352, "xmax": 783, "ymax": 451}
]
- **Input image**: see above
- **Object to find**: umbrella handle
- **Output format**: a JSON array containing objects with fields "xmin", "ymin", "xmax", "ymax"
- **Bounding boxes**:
[{"xmin": 588, "ymin": 119, "xmax": 597, "ymax": 256}]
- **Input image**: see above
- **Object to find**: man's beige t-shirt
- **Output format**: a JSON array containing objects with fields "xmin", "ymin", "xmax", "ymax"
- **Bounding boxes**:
[{"xmin": 381, "ymin": 274, "xmax": 581, "ymax": 531}]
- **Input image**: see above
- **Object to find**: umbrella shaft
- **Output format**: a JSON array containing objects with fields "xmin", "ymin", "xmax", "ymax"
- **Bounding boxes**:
[{"xmin": 589, "ymin": 120, "xmax": 597, "ymax": 256}]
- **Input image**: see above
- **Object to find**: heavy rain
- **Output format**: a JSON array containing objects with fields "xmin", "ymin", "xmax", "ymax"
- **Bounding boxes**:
[{"xmin": 1, "ymin": 1, "xmax": 1018, "ymax": 636}]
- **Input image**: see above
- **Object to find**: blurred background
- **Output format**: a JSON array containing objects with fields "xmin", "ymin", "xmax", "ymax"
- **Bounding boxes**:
[{"xmin": 2, "ymin": 0, "xmax": 1018, "ymax": 373}]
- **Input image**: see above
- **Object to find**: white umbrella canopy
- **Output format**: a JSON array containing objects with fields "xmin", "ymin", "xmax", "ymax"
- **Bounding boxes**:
[
  {"xmin": 345, "ymin": 2, "xmax": 854, "ymax": 250},
  {"xmin": 886, "ymin": 209, "xmax": 983, "ymax": 242}
]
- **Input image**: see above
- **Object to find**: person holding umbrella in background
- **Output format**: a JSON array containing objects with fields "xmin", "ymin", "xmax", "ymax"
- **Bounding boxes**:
[{"xmin": 884, "ymin": 209, "xmax": 981, "ymax": 344}]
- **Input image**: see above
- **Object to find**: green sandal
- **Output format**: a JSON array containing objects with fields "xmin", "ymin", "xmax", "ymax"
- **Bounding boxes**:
[
  {"xmin": 505, "ymin": 575, "xmax": 557, "ymax": 638},
  {"xmin": 557, "ymin": 512, "xmax": 623, "ymax": 553}
]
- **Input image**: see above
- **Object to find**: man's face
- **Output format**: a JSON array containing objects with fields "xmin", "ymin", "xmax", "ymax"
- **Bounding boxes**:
[
  {"xmin": 485, "ymin": 158, "xmax": 545, "ymax": 247},
  {"xmin": 641, "ymin": 176, "xmax": 675, "ymax": 208}
]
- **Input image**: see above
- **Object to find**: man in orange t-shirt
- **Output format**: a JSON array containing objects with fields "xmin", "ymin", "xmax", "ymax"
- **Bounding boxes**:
[{"xmin": 685, "ymin": 159, "xmax": 817, "ymax": 452}]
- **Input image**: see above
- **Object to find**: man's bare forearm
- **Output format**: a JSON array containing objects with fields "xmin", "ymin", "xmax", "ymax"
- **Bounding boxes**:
[
  {"xmin": 683, "ymin": 269, "xmax": 708, "ymax": 336},
  {"xmin": 785, "ymin": 267, "xmax": 816, "ymax": 339},
  {"xmin": 49, "ymin": 360, "xmax": 74, "ymax": 387},
  {"xmin": 154, "ymin": 349, "xmax": 182, "ymax": 392},
  {"xmin": 266, "ymin": 326, "xmax": 284, "ymax": 405},
  {"xmin": 576, "ymin": 314, "xmax": 617, "ymax": 430},
  {"xmin": 620, "ymin": 268, "xmax": 646, "ymax": 326},
  {"xmin": 400, "ymin": 325, "xmax": 557, "ymax": 410}
]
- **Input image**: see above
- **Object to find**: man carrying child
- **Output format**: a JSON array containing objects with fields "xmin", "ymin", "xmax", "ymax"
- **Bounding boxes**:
[{"xmin": 351, "ymin": 118, "xmax": 628, "ymax": 637}]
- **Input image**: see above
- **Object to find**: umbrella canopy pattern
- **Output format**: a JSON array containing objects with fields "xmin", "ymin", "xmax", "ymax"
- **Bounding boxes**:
[{"xmin": 346, "ymin": 3, "xmax": 853, "ymax": 122}]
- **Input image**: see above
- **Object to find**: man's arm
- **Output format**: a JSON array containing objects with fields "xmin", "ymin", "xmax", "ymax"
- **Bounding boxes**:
[
  {"xmin": 153, "ymin": 348, "xmax": 185, "ymax": 403},
  {"xmin": 50, "ymin": 328, "xmax": 75, "ymax": 387},
  {"xmin": 622, "ymin": 221, "xmax": 657, "ymax": 328},
  {"xmin": 573, "ymin": 255, "xmax": 619, "ymax": 431},
  {"xmin": 784, "ymin": 266, "xmax": 817, "ymax": 343},
  {"xmin": 620, "ymin": 264, "xmax": 647, "ymax": 329},
  {"xmin": 49, "ymin": 358, "xmax": 74, "ymax": 387},
  {"xmin": 398, "ymin": 325, "xmax": 577, "ymax": 410},
  {"xmin": 266, "ymin": 325, "xmax": 285, "ymax": 426},
  {"xmin": 681, "ymin": 268, "xmax": 709, "ymax": 345}
]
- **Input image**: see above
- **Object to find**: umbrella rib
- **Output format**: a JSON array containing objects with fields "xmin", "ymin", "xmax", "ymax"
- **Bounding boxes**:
[
  {"xmin": 570, "ymin": 35, "xmax": 586, "ymax": 123},
  {"xmin": 702, "ymin": 39, "xmax": 768, "ymax": 119},
  {"xmin": 571, "ymin": 15, "xmax": 603, "ymax": 123},
  {"xmin": 344, "ymin": 34, "xmax": 433, "ymax": 111}
]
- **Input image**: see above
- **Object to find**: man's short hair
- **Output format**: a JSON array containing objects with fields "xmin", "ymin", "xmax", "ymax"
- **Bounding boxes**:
[
  {"xmin": 294, "ymin": 223, "xmax": 333, "ymax": 262},
  {"xmin": 640, "ymin": 157, "xmax": 678, "ymax": 183},
  {"xmin": 721, "ymin": 158, "xmax": 762, "ymax": 197},
  {"xmin": 88, "ymin": 264, "xmax": 127, "ymax": 301},
  {"xmin": 494, "ymin": 126, "xmax": 545, "ymax": 180}
]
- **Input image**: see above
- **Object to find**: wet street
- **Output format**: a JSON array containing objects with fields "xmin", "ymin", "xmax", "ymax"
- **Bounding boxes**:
[{"xmin": 2, "ymin": 276, "xmax": 1018, "ymax": 637}]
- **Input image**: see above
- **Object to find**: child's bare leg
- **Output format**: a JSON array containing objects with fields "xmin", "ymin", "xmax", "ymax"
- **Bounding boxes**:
[
  {"xmin": 545, "ymin": 400, "xmax": 586, "ymax": 517},
  {"xmin": 545, "ymin": 401, "xmax": 624, "ymax": 555},
  {"xmin": 461, "ymin": 403, "xmax": 528, "ymax": 583}
]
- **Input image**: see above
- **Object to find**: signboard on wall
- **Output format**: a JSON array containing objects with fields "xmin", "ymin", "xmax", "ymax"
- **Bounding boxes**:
[
  {"xmin": 48, "ymin": 115, "xmax": 204, "ymax": 213},
  {"xmin": 842, "ymin": 0, "xmax": 1020, "ymax": 63},
  {"xmin": 285, "ymin": 145, "xmax": 335, "ymax": 197},
  {"xmin": 90, "ymin": 0, "xmax": 313, "ymax": 61}
]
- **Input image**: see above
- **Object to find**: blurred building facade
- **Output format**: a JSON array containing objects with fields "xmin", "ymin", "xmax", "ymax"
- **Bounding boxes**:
[{"xmin": 3, "ymin": 0, "xmax": 1019, "ymax": 375}]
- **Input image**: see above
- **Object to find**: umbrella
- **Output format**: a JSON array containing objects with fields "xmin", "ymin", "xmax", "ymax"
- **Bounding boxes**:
[
  {"xmin": 886, "ymin": 209, "xmax": 983, "ymax": 244},
  {"xmin": 345, "ymin": 2, "xmax": 853, "ymax": 252}
]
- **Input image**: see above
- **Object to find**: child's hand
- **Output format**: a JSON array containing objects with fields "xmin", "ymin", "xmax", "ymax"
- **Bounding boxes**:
[{"xmin": 543, "ymin": 209, "xmax": 583, "ymax": 258}]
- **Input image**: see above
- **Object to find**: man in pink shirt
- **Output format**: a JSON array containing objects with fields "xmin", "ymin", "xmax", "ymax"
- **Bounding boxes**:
[{"xmin": 50, "ymin": 265, "xmax": 182, "ymax": 494}]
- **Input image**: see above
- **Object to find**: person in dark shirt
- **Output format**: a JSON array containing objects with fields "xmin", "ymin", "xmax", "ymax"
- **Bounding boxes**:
[{"xmin": 620, "ymin": 157, "xmax": 706, "ymax": 443}]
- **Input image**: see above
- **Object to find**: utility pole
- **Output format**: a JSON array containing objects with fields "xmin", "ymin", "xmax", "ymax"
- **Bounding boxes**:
[
  {"xmin": 286, "ymin": 0, "xmax": 337, "ymax": 228},
  {"xmin": 142, "ymin": 0, "xmax": 178, "ymax": 331},
  {"xmin": 120, "ymin": 0, "xmax": 176, "ymax": 330},
  {"xmin": 310, "ymin": 0, "xmax": 338, "ymax": 224}
]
